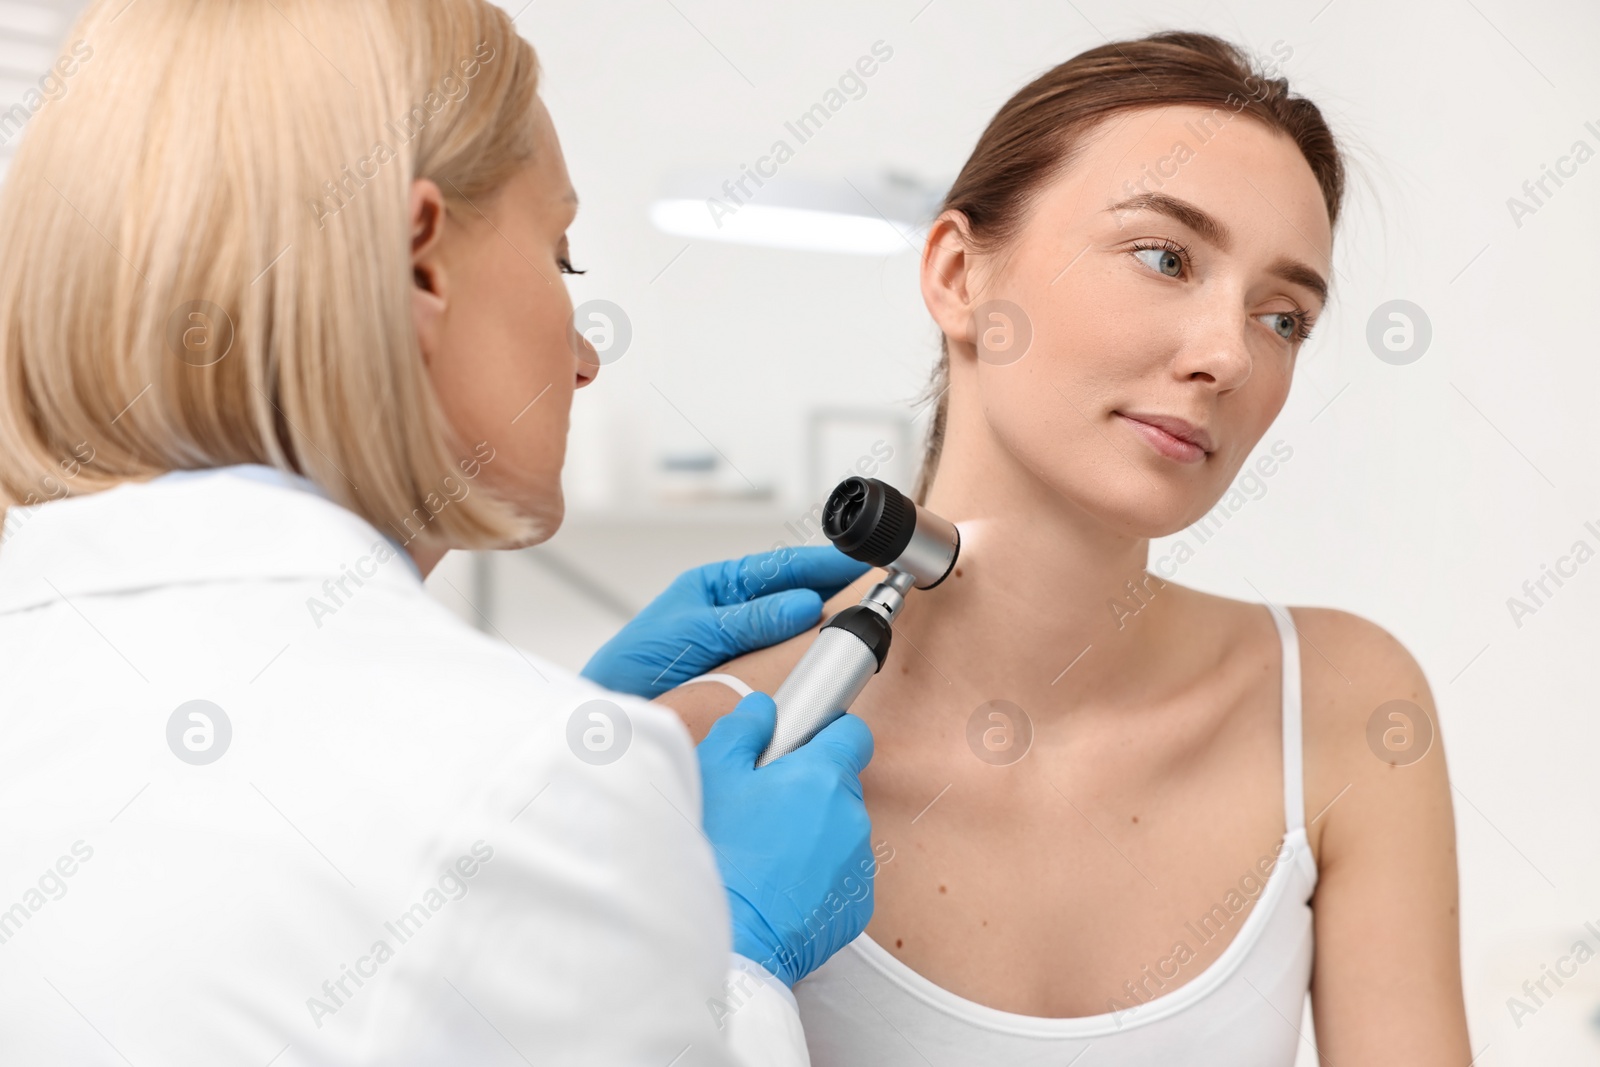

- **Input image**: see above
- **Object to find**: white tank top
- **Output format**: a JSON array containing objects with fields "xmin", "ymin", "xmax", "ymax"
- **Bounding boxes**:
[{"xmin": 684, "ymin": 602, "xmax": 1315, "ymax": 1066}]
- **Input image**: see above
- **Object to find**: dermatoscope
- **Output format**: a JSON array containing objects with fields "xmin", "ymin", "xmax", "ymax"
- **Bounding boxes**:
[{"xmin": 756, "ymin": 476, "xmax": 960, "ymax": 768}]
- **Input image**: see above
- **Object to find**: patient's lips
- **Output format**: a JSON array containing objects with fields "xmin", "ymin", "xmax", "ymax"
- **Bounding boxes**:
[{"xmin": 1115, "ymin": 411, "xmax": 1212, "ymax": 464}]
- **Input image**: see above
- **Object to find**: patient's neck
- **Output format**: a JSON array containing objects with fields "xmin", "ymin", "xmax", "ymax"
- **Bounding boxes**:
[{"xmin": 897, "ymin": 443, "xmax": 1186, "ymax": 720}]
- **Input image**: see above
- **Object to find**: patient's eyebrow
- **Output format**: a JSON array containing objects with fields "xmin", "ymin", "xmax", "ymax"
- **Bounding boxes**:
[
  {"xmin": 1269, "ymin": 257, "xmax": 1329, "ymax": 307},
  {"xmin": 1109, "ymin": 193, "xmax": 1329, "ymax": 306},
  {"xmin": 1106, "ymin": 193, "xmax": 1230, "ymax": 250}
]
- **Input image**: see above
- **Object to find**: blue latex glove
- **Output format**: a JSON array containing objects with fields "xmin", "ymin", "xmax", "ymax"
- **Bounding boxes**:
[
  {"xmin": 581, "ymin": 546, "xmax": 869, "ymax": 697},
  {"xmin": 698, "ymin": 691, "xmax": 877, "ymax": 987}
]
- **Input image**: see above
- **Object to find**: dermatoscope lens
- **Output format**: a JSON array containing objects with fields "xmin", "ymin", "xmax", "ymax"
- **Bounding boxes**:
[{"xmin": 823, "ymin": 477, "xmax": 916, "ymax": 568}]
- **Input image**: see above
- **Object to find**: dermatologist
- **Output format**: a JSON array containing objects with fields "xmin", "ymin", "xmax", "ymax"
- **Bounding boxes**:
[{"xmin": 0, "ymin": 2, "xmax": 877, "ymax": 1064}]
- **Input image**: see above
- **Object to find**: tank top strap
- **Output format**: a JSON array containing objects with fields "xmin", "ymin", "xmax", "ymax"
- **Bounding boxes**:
[{"xmin": 1264, "ymin": 602, "xmax": 1305, "ymax": 834}]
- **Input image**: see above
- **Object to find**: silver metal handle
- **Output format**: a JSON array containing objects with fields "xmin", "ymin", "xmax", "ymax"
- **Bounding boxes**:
[{"xmin": 756, "ymin": 626, "xmax": 879, "ymax": 767}]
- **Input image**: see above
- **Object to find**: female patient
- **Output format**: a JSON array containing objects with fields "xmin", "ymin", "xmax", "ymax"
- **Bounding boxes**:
[{"xmin": 661, "ymin": 32, "xmax": 1471, "ymax": 1066}]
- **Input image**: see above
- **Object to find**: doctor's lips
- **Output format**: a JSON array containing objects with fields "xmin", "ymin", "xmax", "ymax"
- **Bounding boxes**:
[{"xmin": 1115, "ymin": 410, "xmax": 1214, "ymax": 464}]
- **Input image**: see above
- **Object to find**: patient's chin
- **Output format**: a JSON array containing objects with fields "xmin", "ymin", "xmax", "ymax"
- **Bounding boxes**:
[{"xmin": 1061, "ymin": 480, "xmax": 1212, "ymax": 542}]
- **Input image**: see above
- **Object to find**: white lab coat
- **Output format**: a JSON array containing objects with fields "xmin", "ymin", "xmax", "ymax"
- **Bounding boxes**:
[{"xmin": 0, "ymin": 466, "xmax": 807, "ymax": 1066}]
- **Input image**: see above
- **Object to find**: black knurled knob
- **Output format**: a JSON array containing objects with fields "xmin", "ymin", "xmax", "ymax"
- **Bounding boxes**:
[{"xmin": 822, "ymin": 476, "xmax": 916, "ymax": 567}]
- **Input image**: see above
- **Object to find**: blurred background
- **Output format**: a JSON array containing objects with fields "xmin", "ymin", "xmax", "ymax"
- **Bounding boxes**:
[{"xmin": 9, "ymin": 0, "xmax": 1600, "ymax": 1061}]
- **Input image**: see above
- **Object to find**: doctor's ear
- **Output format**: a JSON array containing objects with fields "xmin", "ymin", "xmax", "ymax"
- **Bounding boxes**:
[
  {"xmin": 920, "ymin": 209, "xmax": 985, "ymax": 346},
  {"xmin": 410, "ymin": 178, "xmax": 449, "ymax": 362}
]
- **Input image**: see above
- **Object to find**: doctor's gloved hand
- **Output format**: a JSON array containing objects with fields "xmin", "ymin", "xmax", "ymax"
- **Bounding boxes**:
[
  {"xmin": 580, "ymin": 546, "xmax": 868, "ymax": 698},
  {"xmin": 698, "ymin": 691, "xmax": 878, "ymax": 987}
]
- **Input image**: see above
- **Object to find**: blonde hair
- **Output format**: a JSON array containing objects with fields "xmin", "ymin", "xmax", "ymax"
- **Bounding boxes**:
[{"xmin": 0, "ymin": 0, "xmax": 544, "ymax": 549}]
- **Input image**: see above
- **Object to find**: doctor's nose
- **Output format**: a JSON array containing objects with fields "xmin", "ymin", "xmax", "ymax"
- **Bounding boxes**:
[{"xmin": 575, "ymin": 336, "xmax": 601, "ymax": 388}]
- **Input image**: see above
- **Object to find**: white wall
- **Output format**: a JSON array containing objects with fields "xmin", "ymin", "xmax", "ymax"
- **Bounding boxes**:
[{"xmin": 0, "ymin": 1, "xmax": 88, "ymax": 181}]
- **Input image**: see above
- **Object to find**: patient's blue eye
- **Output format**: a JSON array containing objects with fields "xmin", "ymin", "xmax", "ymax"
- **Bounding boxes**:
[
  {"xmin": 1258, "ymin": 311, "xmax": 1304, "ymax": 341},
  {"xmin": 1133, "ymin": 246, "xmax": 1183, "ymax": 277}
]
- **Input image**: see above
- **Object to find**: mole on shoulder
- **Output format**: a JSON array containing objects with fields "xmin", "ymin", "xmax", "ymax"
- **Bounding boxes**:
[
  {"xmin": 896, "ymin": 938, "xmax": 904, "ymax": 948},
  {"xmin": 1131, "ymin": 814, "xmax": 1139, "ymax": 823},
  {"xmin": 938, "ymin": 884, "xmax": 947, "ymax": 894}
]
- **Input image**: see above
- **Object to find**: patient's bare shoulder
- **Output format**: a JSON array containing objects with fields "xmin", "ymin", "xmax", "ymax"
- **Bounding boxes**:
[{"xmin": 652, "ymin": 631, "xmax": 813, "ymax": 744}]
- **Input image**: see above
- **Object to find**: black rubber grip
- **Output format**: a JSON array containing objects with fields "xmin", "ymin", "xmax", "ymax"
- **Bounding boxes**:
[{"xmin": 821, "ymin": 604, "xmax": 893, "ymax": 672}]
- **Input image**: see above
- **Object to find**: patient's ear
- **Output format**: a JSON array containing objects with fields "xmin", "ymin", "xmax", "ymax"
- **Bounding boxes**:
[{"xmin": 921, "ymin": 209, "xmax": 982, "ymax": 345}]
